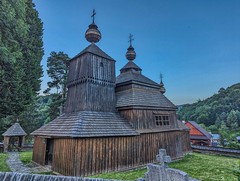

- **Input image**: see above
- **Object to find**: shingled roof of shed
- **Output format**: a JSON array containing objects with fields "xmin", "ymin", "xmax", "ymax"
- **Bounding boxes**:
[
  {"xmin": 32, "ymin": 111, "xmax": 139, "ymax": 137},
  {"xmin": 2, "ymin": 123, "xmax": 27, "ymax": 137},
  {"xmin": 71, "ymin": 43, "xmax": 114, "ymax": 61},
  {"xmin": 116, "ymin": 86, "xmax": 176, "ymax": 109}
]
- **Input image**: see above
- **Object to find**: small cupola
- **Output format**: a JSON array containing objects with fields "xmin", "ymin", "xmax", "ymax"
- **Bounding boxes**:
[
  {"xmin": 126, "ymin": 34, "xmax": 136, "ymax": 61},
  {"xmin": 85, "ymin": 9, "xmax": 101, "ymax": 43},
  {"xmin": 120, "ymin": 34, "xmax": 142, "ymax": 73},
  {"xmin": 159, "ymin": 74, "xmax": 166, "ymax": 94}
]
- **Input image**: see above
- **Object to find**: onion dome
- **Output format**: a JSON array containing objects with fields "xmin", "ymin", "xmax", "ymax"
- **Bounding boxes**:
[
  {"xmin": 126, "ymin": 34, "xmax": 136, "ymax": 61},
  {"xmin": 159, "ymin": 74, "xmax": 166, "ymax": 94},
  {"xmin": 85, "ymin": 9, "xmax": 101, "ymax": 43}
]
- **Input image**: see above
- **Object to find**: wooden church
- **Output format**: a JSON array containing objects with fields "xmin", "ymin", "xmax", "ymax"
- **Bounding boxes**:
[{"xmin": 32, "ymin": 10, "xmax": 191, "ymax": 176}]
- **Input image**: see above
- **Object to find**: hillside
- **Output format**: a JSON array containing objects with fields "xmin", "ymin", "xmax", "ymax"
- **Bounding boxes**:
[{"xmin": 177, "ymin": 83, "xmax": 240, "ymax": 127}]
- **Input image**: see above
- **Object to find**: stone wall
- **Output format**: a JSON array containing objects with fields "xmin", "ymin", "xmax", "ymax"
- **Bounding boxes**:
[{"xmin": 0, "ymin": 172, "xmax": 123, "ymax": 181}]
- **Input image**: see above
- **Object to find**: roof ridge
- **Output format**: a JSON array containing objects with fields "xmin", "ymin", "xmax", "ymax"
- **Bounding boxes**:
[{"xmin": 71, "ymin": 43, "xmax": 114, "ymax": 61}]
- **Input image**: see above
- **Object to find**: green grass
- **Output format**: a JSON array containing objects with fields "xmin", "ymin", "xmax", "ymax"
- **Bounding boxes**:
[
  {"xmin": 0, "ymin": 153, "xmax": 11, "ymax": 172},
  {"xmin": 19, "ymin": 151, "xmax": 33, "ymax": 164},
  {"xmin": 92, "ymin": 153, "xmax": 240, "ymax": 181},
  {"xmin": 169, "ymin": 153, "xmax": 239, "ymax": 181}
]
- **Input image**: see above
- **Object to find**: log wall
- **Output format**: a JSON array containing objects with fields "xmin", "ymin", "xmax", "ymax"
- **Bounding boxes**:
[
  {"xmin": 65, "ymin": 54, "xmax": 116, "ymax": 113},
  {"xmin": 33, "ymin": 131, "xmax": 191, "ymax": 176},
  {"xmin": 118, "ymin": 109, "xmax": 178, "ymax": 130},
  {"xmin": 32, "ymin": 137, "xmax": 46, "ymax": 165}
]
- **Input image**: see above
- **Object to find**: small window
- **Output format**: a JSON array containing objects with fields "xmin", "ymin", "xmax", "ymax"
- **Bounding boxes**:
[
  {"xmin": 100, "ymin": 62, "xmax": 103, "ymax": 67},
  {"xmin": 155, "ymin": 115, "xmax": 170, "ymax": 126}
]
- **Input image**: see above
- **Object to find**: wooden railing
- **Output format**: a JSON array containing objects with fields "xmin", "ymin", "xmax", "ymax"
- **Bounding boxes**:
[{"xmin": 191, "ymin": 145, "xmax": 240, "ymax": 158}]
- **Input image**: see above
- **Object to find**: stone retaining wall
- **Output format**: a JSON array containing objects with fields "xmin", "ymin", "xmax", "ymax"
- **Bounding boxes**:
[{"xmin": 0, "ymin": 172, "xmax": 123, "ymax": 181}]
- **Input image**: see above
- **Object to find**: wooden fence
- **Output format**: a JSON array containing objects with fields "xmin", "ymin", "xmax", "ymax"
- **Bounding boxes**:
[{"xmin": 191, "ymin": 145, "xmax": 240, "ymax": 158}]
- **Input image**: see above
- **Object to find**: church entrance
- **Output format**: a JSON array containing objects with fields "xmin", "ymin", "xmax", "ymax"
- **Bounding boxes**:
[{"xmin": 45, "ymin": 139, "xmax": 54, "ymax": 165}]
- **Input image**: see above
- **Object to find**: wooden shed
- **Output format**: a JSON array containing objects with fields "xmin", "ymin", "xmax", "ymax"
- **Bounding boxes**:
[
  {"xmin": 32, "ymin": 12, "xmax": 191, "ymax": 176},
  {"xmin": 185, "ymin": 121, "xmax": 212, "ymax": 146},
  {"xmin": 2, "ymin": 122, "xmax": 27, "ymax": 152}
]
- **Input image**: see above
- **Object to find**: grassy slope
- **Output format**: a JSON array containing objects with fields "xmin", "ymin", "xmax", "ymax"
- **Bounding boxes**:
[
  {"xmin": 0, "ymin": 153, "xmax": 10, "ymax": 172},
  {"xmin": 169, "ymin": 153, "xmax": 239, "ymax": 181},
  {"xmin": 19, "ymin": 151, "xmax": 33, "ymax": 164},
  {"xmin": 92, "ymin": 153, "xmax": 240, "ymax": 181}
]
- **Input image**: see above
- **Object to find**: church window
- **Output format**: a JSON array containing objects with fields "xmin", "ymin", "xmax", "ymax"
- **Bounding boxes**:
[{"xmin": 155, "ymin": 115, "xmax": 169, "ymax": 126}]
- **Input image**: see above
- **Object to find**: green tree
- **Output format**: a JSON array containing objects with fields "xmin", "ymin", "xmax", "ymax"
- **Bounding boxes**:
[
  {"xmin": 219, "ymin": 122, "xmax": 229, "ymax": 146},
  {"xmin": 44, "ymin": 51, "xmax": 70, "ymax": 121},
  {"xmin": 0, "ymin": 0, "xmax": 43, "ymax": 135},
  {"xmin": 226, "ymin": 110, "xmax": 238, "ymax": 130}
]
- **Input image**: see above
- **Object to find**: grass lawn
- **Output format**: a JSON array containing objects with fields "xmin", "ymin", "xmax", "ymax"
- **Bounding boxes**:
[
  {"xmin": 92, "ymin": 153, "xmax": 240, "ymax": 181},
  {"xmin": 19, "ymin": 151, "xmax": 33, "ymax": 164},
  {"xmin": 0, "ymin": 153, "xmax": 11, "ymax": 172}
]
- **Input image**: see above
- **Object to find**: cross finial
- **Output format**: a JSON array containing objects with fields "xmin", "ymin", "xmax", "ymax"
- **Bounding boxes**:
[
  {"xmin": 129, "ymin": 33, "xmax": 134, "ymax": 46},
  {"xmin": 160, "ymin": 73, "xmax": 163, "ymax": 82},
  {"xmin": 156, "ymin": 149, "xmax": 171, "ymax": 167},
  {"xmin": 91, "ymin": 9, "xmax": 96, "ymax": 23}
]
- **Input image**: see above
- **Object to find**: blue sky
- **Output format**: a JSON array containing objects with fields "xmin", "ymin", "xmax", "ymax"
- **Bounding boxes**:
[{"xmin": 33, "ymin": 0, "xmax": 240, "ymax": 105}]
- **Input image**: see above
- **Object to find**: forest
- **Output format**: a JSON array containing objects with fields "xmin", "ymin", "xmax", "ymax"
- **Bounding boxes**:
[
  {"xmin": 178, "ymin": 83, "xmax": 240, "ymax": 148},
  {"xmin": 0, "ymin": 0, "xmax": 70, "ymax": 141}
]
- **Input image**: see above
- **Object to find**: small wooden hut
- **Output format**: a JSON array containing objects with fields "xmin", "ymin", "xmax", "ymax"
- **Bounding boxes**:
[
  {"xmin": 2, "ymin": 123, "xmax": 27, "ymax": 152},
  {"xmin": 32, "ymin": 11, "xmax": 191, "ymax": 176}
]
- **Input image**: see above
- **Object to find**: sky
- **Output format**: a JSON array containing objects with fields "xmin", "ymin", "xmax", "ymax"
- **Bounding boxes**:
[{"xmin": 33, "ymin": 0, "xmax": 240, "ymax": 105}]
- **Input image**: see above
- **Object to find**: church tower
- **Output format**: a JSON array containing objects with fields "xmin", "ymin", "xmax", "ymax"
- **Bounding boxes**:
[{"xmin": 64, "ymin": 10, "xmax": 116, "ymax": 112}]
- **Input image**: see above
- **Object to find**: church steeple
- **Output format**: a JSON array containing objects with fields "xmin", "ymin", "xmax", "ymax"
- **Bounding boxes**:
[
  {"xmin": 159, "ymin": 73, "xmax": 166, "ymax": 94},
  {"xmin": 85, "ymin": 9, "xmax": 101, "ymax": 43}
]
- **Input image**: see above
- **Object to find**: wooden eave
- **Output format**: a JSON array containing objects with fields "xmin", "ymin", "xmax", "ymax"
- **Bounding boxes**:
[
  {"xmin": 116, "ymin": 105, "xmax": 177, "ymax": 111},
  {"xmin": 70, "ymin": 43, "xmax": 115, "ymax": 62}
]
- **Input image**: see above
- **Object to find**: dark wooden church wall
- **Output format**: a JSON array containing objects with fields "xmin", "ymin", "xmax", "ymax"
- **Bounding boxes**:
[
  {"xmin": 32, "ymin": 137, "xmax": 46, "ymax": 165},
  {"xmin": 65, "ymin": 82, "xmax": 116, "ymax": 112},
  {"xmin": 52, "ymin": 139, "xmax": 76, "ymax": 176},
  {"xmin": 118, "ymin": 109, "xmax": 178, "ymax": 130},
  {"xmin": 65, "ymin": 54, "xmax": 116, "ymax": 113},
  {"xmin": 46, "ymin": 131, "xmax": 190, "ymax": 176}
]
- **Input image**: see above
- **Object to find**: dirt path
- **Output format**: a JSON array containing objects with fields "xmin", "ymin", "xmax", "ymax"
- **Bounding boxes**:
[{"xmin": 6, "ymin": 152, "xmax": 51, "ymax": 173}]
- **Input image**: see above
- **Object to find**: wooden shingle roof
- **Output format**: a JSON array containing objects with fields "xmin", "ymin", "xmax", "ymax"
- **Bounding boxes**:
[
  {"xmin": 2, "ymin": 123, "xmax": 27, "ymax": 137},
  {"xmin": 120, "ymin": 61, "xmax": 142, "ymax": 72},
  {"xmin": 116, "ymin": 71, "xmax": 159, "ymax": 87},
  {"xmin": 177, "ymin": 120, "xmax": 190, "ymax": 131},
  {"xmin": 32, "ymin": 111, "xmax": 139, "ymax": 137},
  {"xmin": 71, "ymin": 43, "xmax": 115, "ymax": 61},
  {"xmin": 116, "ymin": 86, "xmax": 176, "ymax": 109}
]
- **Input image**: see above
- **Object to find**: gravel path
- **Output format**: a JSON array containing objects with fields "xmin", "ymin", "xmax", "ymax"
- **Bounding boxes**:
[{"xmin": 6, "ymin": 152, "xmax": 51, "ymax": 173}]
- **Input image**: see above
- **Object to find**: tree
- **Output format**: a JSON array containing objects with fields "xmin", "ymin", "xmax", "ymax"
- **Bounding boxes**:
[
  {"xmin": 0, "ymin": 0, "xmax": 43, "ymax": 135},
  {"xmin": 215, "ymin": 112, "xmax": 227, "ymax": 128},
  {"xmin": 226, "ymin": 110, "xmax": 238, "ymax": 130},
  {"xmin": 44, "ymin": 51, "xmax": 70, "ymax": 120}
]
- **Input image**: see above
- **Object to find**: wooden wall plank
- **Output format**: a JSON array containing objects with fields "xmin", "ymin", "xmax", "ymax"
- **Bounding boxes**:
[{"xmin": 35, "ymin": 130, "xmax": 190, "ymax": 176}]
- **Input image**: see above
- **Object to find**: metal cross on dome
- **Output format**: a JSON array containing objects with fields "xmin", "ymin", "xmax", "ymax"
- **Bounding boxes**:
[
  {"xmin": 129, "ymin": 33, "xmax": 134, "ymax": 46},
  {"xmin": 91, "ymin": 9, "xmax": 96, "ymax": 23}
]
